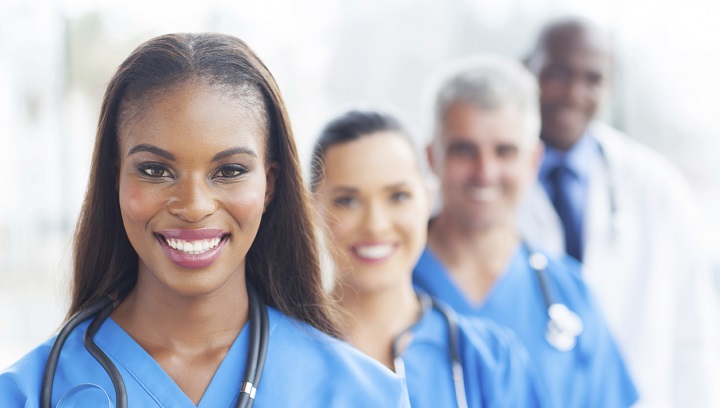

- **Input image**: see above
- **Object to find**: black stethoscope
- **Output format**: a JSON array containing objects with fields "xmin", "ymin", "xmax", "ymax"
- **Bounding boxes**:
[
  {"xmin": 391, "ymin": 292, "xmax": 469, "ymax": 408},
  {"xmin": 41, "ymin": 283, "xmax": 269, "ymax": 408},
  {"xmin": 526, "ymin": 248, "xmax": 584, "ymax": 351}
]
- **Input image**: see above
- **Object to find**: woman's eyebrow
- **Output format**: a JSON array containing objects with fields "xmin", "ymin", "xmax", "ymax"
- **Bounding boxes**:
[
  {"xmin": 212, "ymin": 147, "xmax": 258, "ymax": 162},
  {"xmin": 329, "ymin": 186, "xmax": 358, "ymax": 194},
  {"xmin": 127, "ymin": 144, "xmax": 175, "ymax": 161},
  {"xmin": 383, "ymin": 181, "xmax": 410, "ymax": 191}
]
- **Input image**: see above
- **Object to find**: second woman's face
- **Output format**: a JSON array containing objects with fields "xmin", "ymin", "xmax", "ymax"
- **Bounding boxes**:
[
  {"xmin": 117, "ymin": 81, "xmax": 277, "ymax": 298},
  {"xmin": 314, "ymin": 133, "xmax": 429, "ymax": 294}
]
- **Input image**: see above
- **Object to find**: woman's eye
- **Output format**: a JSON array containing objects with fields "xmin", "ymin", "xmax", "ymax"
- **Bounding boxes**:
[
  {"xmin": 139, "ymin": 163, "xmax": 171, "ymax": 178},
  {"xmin": 391, "ymin": 191, "xmax": 411, "ymax": 202},
  {"xmin": 214, "ymin": 164, "xmax": 247, "ymax": 179},
  {"xmin": 333, "ymin": 196, "xmax": 358, "ymax": 208}
]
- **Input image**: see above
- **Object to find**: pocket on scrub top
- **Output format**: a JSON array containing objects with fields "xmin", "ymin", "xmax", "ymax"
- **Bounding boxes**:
[{"xmin": 56, "ymin": 383, "xmax": 113, "ymax": 408}]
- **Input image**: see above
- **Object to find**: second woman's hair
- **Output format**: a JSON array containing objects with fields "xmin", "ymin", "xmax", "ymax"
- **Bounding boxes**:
[{"xmin": 310, "ymin": 109, "xmax": 411, "ymax": 190}]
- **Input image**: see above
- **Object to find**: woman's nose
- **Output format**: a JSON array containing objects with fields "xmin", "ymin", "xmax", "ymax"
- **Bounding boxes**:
[
  {"xmin": 362, "ymin": 201, "xmax": 392, "ymax": 235},
  {"xmin": 167, "ymin": 176, "xmax": 217, "ymax": 222}
]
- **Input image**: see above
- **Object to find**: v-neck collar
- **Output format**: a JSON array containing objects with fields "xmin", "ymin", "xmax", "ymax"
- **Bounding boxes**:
[
  {"xmin": 95, "ymin": 316, "xmax": 251, "ymax": 407},
  {"xmin": 417, "ymin": 245, "xmax": 525, "ymax": 314}
]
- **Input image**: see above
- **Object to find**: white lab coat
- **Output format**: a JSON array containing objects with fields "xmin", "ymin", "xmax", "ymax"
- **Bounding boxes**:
[{"xmin": 517, "ymin": 122, "xmax": 720, "ymax": 408}]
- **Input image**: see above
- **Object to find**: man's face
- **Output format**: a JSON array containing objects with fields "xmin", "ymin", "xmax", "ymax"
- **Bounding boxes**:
[
  {"xmin": 429, "ymin": 103, "xmax": 541, "ymax": 232},
  {"xmin": 537, "ymin": 32, "xmax": 611, "ymax": 151}
]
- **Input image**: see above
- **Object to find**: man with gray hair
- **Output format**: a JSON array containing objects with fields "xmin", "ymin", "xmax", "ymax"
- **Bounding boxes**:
[
  {"xmin": 413, "ymin": 54, "xmax": 638, "ymax": 407},
  {"xmin": 518, "ymin": 17, "xmax": 720, "ymax": 407}
]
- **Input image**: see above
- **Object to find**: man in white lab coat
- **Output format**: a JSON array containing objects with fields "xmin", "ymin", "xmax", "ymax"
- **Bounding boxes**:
[{"xmin": 518, "ymin": 17, "xmax": 720, "ymax": 407}]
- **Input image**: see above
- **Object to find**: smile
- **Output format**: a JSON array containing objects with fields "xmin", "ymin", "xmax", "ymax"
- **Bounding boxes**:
[
  {"xmin": 154, "ymin": 228, "xmax": 229, "ymax": 269},
  {"xmin": 352, "ymin": 243, "xmax": 395, "ymax": 262},
  {"xmin": 164, "ymin": 237, "xmax": 223, "ymax": 255}
]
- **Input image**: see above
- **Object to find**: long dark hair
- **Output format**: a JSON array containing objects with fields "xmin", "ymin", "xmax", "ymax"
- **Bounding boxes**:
[{"xmin": 71, "ymin": 33, "xmax": 340, "ymax": 337}]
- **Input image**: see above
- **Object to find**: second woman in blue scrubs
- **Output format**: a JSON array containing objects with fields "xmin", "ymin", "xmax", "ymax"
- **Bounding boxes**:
[{"xmin": 311, "ymin": 109, "xmax": 548, "ymax": 407}]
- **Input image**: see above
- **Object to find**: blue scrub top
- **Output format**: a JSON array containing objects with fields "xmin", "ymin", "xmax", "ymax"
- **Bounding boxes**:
[
  {"xmin": 0, "ymin": 307, "xmax": 410, "ymax": 407},
  {"xmin": 401, "ymin": 303, "xmax": 550, "ymax": 407},
  {"xmin": 413, "ymin": 245, "xmax": 638, "ymax": 408}
]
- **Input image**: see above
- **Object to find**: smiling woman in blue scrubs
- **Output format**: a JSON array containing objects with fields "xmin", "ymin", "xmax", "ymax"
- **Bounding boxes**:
[
  {"xmin": 0, "ymin": 33, "xmax": 409, "ymax": 407},
  {"xmin": 311, "ymin": 109, "xmax": 549, "ymax": 407},
  {"xmin": 413, "ymin": 55, "xmax": 638, "ymax": 407}
]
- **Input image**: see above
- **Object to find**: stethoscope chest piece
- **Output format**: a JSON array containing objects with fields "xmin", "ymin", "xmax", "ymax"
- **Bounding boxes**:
[
  {"xmin": 527, "ymin": 249, "xmax": 584, "ymax": 352},
  {"xmin": 546, "ymin": 303, "xmax": 583, "ymax": 351},
  {"xmin": 56, "ymin": 383, "xmax": 113, "ymax": 408}
]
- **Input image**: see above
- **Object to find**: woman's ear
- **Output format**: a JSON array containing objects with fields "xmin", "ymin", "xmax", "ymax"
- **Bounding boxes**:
[{"xmin": 264, "ymin": 162, "xmax": 280, "ymax": 212}]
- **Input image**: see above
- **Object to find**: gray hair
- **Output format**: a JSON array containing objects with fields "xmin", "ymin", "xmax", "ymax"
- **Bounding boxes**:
[{"xmin": 430, "ymin": 54, "xmax": 540, "ymax": 147}]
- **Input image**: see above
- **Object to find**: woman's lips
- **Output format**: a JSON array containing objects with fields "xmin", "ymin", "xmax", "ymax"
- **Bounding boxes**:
[
  {"xmin": 155, "ymin": 228, "xmax": 229, "ymax": 269},
  {"xmin": 351, "ymin": 243, "xmax": 396, "ymax": 264}
]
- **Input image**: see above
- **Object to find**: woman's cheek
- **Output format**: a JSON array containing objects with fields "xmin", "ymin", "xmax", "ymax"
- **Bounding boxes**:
[
  {"xmin": 224, "ymin": 179, "xmax": 268, "ymax": 218},
  {"xmin": 119, "ymin": 179, "xmax": 163, "ymax": 223}
]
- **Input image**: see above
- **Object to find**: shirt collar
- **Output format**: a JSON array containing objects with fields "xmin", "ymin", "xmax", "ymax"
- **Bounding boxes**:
[{"xmin": 539, "ymin": 131, "xmax": 601, "ymax": 181}]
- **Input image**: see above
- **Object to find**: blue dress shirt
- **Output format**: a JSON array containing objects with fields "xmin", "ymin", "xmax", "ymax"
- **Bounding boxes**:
[{"xmin": 539, "ymin": 133, "xmax": 601, "ymax": 261}]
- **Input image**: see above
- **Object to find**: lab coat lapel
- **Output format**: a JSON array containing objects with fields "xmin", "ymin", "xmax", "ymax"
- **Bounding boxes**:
[{"xmin": 582, "ymin": 124, "xmax": 642, "ymax": 335}]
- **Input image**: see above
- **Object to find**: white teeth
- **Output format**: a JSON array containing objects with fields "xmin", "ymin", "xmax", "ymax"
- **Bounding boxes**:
[
  {"xmin": 164, "ymin": 237, "xmax": 223, "ymax": 255},
  {"xmin": 355, "ymin": 244, "xmax": 394, "ymax": 260},
  {"xmin": 469, "ymin": 187, "xmax": 500, "ymax": 202}
]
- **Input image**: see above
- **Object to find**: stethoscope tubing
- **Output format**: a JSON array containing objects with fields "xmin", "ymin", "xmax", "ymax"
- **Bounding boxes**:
[
  {"xmin": 83, "ymin": 299, "xmax": 128, "ymax": 408},
  {"xmin": 525, "ymin": 244, "xmax": 584, "ymax": 351},
  {"xmin": 41, "ymin": 284, "xmax": 268, "ymax": 408},
  {"xmin": 392, "ymin": 293, "xmax": 468, "ymax": 408},
  {"xmin": 431, "ymin": 299, "xmax": 469, "ymax": 408},
  {"xmin": 237, "ymin": 283, "xmax": 269, "ymax": 408},
  {"xmin": 41, "ymin": 295, "xmax": 114, "ymax": 408}
]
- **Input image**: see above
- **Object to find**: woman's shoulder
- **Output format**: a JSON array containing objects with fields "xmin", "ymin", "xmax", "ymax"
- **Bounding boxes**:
[
  {"xmin": 264, "ymin": 307, "xmax": 410, "ymax": 407},
  {"xmin": 0, "ymin": 333, "xmax": 58, "ymax": 406},
  {"xmin": 267, "ymin": 307, "xmax": 402, "ymax": 376}
]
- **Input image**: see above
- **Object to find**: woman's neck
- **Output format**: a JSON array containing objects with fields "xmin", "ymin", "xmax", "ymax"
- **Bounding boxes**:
[
  {"xmin": 338, "ymin": 279, "xmax": 421, "ymax": 370},
  {"xmin": 110, "ymin": 266, "xmax": 249, "ymax": 405},
  {"xmin": 428, "ymin": 213, "xmax": 520, "ymax": 303},
  {"xmin": 112, "ymin": 268, "xmax": 248, "ymax": 354}
]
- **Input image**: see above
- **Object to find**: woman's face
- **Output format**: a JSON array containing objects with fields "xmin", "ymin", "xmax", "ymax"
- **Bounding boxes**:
[
  {"xmin": 117, "ymin": 80, "xmax": 277, "ymax": 297},
  {"xmin": 314, "ymin": 133, "xmax": 429, "ymax": 294}
]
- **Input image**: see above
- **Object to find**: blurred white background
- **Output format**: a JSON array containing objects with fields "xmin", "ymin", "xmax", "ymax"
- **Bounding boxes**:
[{"xmin": 1, "ymin": 0, "xmax": 719, "ymax": 369}]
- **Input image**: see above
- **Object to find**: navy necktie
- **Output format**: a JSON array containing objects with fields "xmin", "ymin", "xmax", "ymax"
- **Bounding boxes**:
[{"xmin": 549, "ymin": 164, "xmax": 583, "ymax": 262}]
